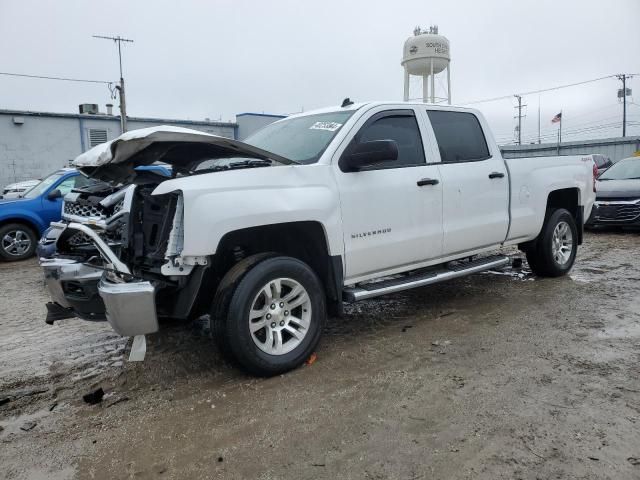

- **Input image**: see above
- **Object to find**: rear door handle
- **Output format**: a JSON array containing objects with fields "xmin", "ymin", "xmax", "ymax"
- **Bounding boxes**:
[
  {"xmin": 488, "ymin": 172, "xmax": 505, "ymax": 179},
  {"xmin": 417, "ymin": 178, "xmax": 439, "ymax": 186}
]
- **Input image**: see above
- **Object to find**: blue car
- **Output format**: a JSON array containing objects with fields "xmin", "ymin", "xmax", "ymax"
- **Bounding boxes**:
[
  {"xmin": 0, "ymin": 169, "xmax": 93, "ymax": 261},
  {"xmin": 0, "ymin": 165, "xmax": 170, "ymax": 261}
]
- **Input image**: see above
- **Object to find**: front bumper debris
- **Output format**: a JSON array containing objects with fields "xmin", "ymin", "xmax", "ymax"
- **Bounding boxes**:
[
  {"xmin": 41, "ymin": 222, "xmax": 160, "ymax": 339},
  {"xmin": 41, "ymin": 257, "xmax": 105, "ymax": 320},
  {"xmin": 98, "ymin": 278, "xmax": 158, "ymax": 336}
]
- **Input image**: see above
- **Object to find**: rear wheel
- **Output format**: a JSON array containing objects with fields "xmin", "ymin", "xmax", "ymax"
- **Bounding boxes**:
[
  {"xmin": 525, "ymin": 209, "xmax": 578, "ymax": 277},
  {"xmin": 0, "ymin": 223, "xmax": 37, "ymax": 261},
  {"xmin": 212, "ymin": 255, "xmax": 325, "ymax": 376}
]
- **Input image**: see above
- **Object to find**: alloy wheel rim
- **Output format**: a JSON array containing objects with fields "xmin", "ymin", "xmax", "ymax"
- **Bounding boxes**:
[
  {"xmin": 2, "ymin": 230, "xmax": 31, "ymax": 256},
  {"xmin": 551, "ymin": 221, "xmax": 573, "ymax": 265},
  {"xmin": 249, "ymin": 278, "xmax": 312, "ymax": 356}
]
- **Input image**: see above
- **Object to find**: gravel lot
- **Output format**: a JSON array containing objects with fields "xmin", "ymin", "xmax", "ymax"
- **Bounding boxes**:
[{"xmin": 1, "ymin": 231, "xmax": 639, "ymax": 480}]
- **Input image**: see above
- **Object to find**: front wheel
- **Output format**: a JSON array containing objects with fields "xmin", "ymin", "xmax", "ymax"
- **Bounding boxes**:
[
  {"xmin": 213, "ymin": 255, "xmax": 326, "ymax": 376},
  {"xmin": 526, "ymin": 208, "xmax": 578, "ymax": 277},
  {"xmin": 0, "ymin": 223, "xmax": 37, "ymax": 261}
]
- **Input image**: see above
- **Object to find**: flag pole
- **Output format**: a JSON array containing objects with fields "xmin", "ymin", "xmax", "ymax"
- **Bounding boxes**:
[{"xmin": 559, "ymin": 110, "xmax": 562, "ymax": 144}]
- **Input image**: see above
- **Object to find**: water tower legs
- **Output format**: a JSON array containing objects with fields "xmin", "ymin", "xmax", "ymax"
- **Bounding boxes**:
[
  {"xmin": 422, "ymin": 75, "xmax": 429, "ymax": 103},
  {"xmin": 447, "ymin": 64, "xmax": 451, "ymax": 105},
  {"xmin": 404, "ymin": 70, "xmax": 410, "ymax": 102},
  {"xmin": 430, "ymin": 59, "xmax": 435, "ymax": 103}
]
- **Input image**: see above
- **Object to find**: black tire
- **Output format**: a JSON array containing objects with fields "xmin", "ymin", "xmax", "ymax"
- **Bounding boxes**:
[
  {"xmin": 213, "ymin": 255, "xmax": 325, "ymax": 376},
  {"xmin": 0, "ymin": 223, "xmax": 37, "ymax": 261},
  {"xmin": 211, "ymin": 252, "xmax": 278, "ymax": 358},
  {"xmin": 526, "ymin": 208, "xmax": 578, "ymax": 277}
]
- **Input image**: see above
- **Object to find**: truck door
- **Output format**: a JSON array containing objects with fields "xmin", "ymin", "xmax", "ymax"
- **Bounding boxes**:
[
  {"xmin": 334, "ymin": 108, "xmax": 443, "ymax": 282},
  {"xmin": 426, "ymin": 109, "xmax": 509, "ymax": 256}
]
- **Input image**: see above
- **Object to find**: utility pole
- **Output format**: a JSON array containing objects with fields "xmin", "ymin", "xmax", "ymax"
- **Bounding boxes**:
[
  {"xmin": 537, "ymin": 97, "xmax": 541, "ymax": 144},
  {"xmin": 616, "ymin": 74, "xmax": 632, "ymax": 137},
  {"xmin": 93, "ymin": 35, "xmax": 134, "ymax": 133},
  {"xmin": 513, "ymin": 95, "xmax": 526, "ymax": 145}
]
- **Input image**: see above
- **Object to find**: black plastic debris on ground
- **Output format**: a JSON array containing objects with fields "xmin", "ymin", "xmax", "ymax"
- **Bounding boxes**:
[{"xmin": 83, "ymin": 388, "xmax": 104, "ymax": 405}]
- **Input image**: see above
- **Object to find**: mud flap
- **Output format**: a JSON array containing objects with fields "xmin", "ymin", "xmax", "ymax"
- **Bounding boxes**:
[
  {"xmin": 128, "ymin": 335, "xmax": 147, "ymax": 362},
  {"xmin": 45, "ymin": 302, "xmax": 76, "ymax": 325}
]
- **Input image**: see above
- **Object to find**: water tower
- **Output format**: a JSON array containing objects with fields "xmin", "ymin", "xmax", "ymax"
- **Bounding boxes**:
[{"xmin": 401, "ymin": 25, "xmax": 451, "ymax": 104}]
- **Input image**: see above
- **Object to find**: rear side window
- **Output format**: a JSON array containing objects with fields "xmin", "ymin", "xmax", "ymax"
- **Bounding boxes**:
[
  {"xmin": 427, "ymin": 110, "xmax": 490, "ymax": 163},
  {"xmin": 355, "ymin": 113, "xmax": 425, "ymax": 168}
]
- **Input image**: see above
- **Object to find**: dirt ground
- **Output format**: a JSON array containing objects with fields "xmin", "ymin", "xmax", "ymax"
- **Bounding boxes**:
[{"xmin": 1, "ymin": 231, "xmax": 639, "ymax": 480}]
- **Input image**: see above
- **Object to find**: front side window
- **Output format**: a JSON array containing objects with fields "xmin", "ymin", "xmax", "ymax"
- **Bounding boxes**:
[
  {"xmin": 427, "ymin": 110, "xmax": 490, "ymax": 163},
  {"xmin": 22, "ymin": 172, "xmax": 64, "ymax": 199},
  {"xmin": 244, "ymin": 110, "xmax": 356, "ymax": 164},
  {"xmin": 353, "ymin": 113, "xmax": 426, "ymax": 168}
]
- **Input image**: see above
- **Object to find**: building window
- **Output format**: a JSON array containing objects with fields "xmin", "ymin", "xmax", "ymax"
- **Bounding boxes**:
[{"xmin": 88, "ymin": 129, "xmax": 108, "ymax": 147}]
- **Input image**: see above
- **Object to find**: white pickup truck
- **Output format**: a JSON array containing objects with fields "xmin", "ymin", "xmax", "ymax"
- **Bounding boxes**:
[{"xmin": 41, "ymin": 101, "xmax": 597, "ymax": 375}]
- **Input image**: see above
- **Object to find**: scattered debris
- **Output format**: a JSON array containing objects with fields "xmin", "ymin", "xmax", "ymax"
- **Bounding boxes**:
[
  {"xmin": 83, "ymin": 388, "xmax": 105, "ymax": 405},
  {"xmin": 20, "ymin": 421, "xmax": 37, "ymax": 432},
  {"xmin": 588, "ymin": 456, "xmax": 599, "ymax": 461},
  {"xmin": 401, "ymin": 325, "xmax": 413, "ymax": 333},
  {"xmin": 48, "ymin": 402, "xmax": 58, "ymax": 412},
  {"xmin": 628, "ymin": 457, "xmax": 640, "ymax": 466},
  {"xmin": 431, "ymin": 341, "xmax": 440, "ymax": 346},
  {"xmin": 305, "ymin": 353, "xmax": 318, "ymax": 366},
  {"xmin": 152, "ymin": 463, "xmax": 168, "ymax": 474}
]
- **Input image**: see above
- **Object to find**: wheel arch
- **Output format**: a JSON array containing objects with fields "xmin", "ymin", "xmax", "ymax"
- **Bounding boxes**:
[
  {"xmin": 545, "ymin": 187, "xmax": 583, "ymax": 244},
  {"xmin": 0, "ymin": 217, "xmax": 42, "ymax": 237},
  {"xmin": 184, "ymin": 221, "xmax": 343, "ymax": 320}
]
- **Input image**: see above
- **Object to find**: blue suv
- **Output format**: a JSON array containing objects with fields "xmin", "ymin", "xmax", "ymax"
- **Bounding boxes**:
[
  {"xmin": 0, "ymin": 169, "xmax": 92, "ymax": 261},
  {"xmin": 0, "ymin": 166, "xmax": 170, "ymax": 261}
]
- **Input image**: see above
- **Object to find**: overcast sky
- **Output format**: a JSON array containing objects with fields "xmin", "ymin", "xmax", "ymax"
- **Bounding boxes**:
[{"xmin": 1, "ymin": 0, "xmax": 639, "ymax": 144}]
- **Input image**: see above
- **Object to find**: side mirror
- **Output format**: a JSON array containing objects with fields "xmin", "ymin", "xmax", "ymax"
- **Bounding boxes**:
[
  {"xmin": 47, "ymin": 189, "xmax": 62, "ymax": 200},
  {"xmin": 342, "ymin": 140, "xmax": 399, "ymax": 172}
]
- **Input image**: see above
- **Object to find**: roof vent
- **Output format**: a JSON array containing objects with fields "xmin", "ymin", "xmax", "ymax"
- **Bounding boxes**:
[{"xmin": 79, "ymin": 103, "xmax": 100, "ymax": 115}]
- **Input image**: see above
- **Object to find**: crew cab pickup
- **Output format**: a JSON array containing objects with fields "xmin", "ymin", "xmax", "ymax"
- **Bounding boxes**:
[{"xmin": 40, "ymin": 102, "xmax": 597, "ymax": 375}]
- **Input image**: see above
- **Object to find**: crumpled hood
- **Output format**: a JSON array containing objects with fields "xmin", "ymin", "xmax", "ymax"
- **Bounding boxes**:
[
  {"xmin": 596, "ymin": 179, "xmax": 640, "ymax": 199},
  {"xmin": 73, "ymin": 125, "xmax": 293, "ymax": 183}
]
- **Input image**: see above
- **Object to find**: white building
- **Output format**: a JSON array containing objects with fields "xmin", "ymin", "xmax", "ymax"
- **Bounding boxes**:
[{"xmin": 0, "ymin": 107, "xmax": 284, "ymax": 187}]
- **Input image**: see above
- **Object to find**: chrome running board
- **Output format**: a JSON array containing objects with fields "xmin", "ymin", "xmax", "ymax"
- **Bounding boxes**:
[{"xmin": 343, "ymin": 255, "xmax": 510, "ymax": 302}]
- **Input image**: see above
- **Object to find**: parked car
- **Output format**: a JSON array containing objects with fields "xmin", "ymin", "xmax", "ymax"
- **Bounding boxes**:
[
  {"xmin": 41, "ymin": 103, "xmax": 597, "ymax": 376},
  {"xmin": 592, "ymin": 154, "xmax": 614, "ymax": 176},
  {"xmin": 0, "ymin": 165, "xmax": 171, "ymax": 261},
  {"xmin": 0, "ymin": 169, "xmax": 93, "ymax": 260},
  {"xmin": 1, "ymin": 179, "xmax": 40, "ymax": 199},
  {"xmin": 586, "ymin": 156, "xmax": 640, "ymax": 228}
]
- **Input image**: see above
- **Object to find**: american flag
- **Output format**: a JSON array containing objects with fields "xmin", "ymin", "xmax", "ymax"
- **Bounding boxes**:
[{"xmin": 551, "ymin": 112, "xmax": 562, "ymax": 123}]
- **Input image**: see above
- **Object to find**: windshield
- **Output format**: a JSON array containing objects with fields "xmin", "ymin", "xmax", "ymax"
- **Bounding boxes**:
[
  {"xmin": 599, "ymin": 158, "xmax": 640, "ymax": 180},
  {"xmin": 22, "ymin": 172, "xmax": 64, "ymax": 199},
  {"xmin": 243, "ymin": 110, "xmax": 356, "ymax": 164}
]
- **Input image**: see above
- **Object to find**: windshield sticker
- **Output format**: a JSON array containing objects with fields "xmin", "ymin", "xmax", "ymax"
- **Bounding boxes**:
[{"xmin": 309, "ymin": 121, "xmax": 343, "ymax": 132}]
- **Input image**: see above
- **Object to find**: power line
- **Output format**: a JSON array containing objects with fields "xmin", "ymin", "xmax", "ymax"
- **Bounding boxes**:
[
  {"xmin": 461, "ymin": 74, "xmax": 618, "ymax": 105},
  {"xmin": 0, "ymin": 71, "xmax": 111, "ymax": 84}
]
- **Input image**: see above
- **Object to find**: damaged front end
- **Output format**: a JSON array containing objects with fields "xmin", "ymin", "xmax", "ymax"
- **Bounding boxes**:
[
  {"xmin": 40, "ymin": 126, "xmax": 290, "ymax": 352},
  {"xmin": 41, "ymin": 177, "xmax": 182, "ymax": 338}
]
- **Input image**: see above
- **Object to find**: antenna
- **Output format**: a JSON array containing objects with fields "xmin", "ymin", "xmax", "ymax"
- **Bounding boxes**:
[{"xmin": 93, "ymin": 35, "xmax": 134, "ymax": 132}]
